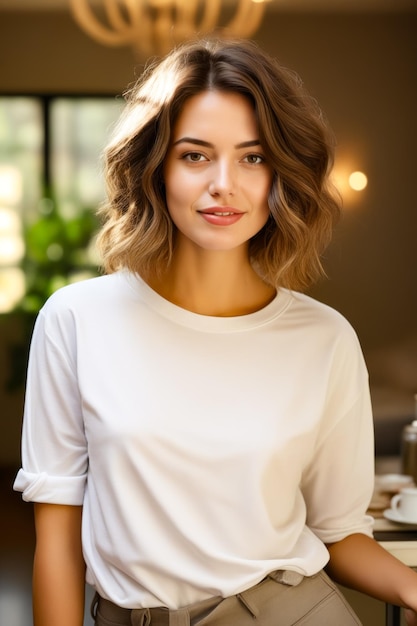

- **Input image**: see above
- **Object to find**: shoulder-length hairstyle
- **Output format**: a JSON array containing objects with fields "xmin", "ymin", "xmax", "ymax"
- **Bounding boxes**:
[{"xmin": 97, "ymin": 38, "xmax": 341, "ymax": 291}]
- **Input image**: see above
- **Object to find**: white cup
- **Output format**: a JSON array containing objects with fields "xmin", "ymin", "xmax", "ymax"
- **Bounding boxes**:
[{"xmin": 391, "ymin": 487, "xmax": 417, "ymax": 522}]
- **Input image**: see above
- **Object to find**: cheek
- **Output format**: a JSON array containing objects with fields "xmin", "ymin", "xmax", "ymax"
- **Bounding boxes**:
[
  {"xmin": 164, "ymin": 168, "xmax": 182, "ymax": 214},
  {"xmin": 164, "ymin": 181, "xmax": 194, "ymax": 228},
  {"xmin": 164, "ymin": 166, "xmax": 198, "ymax": 208},
  {"xmin": 165, "ymin": 185, "xmax": 189, "ymax": 217},
  {"xmin": 256, "ymin": 176, "xmax": 272, "ymax": 212}
]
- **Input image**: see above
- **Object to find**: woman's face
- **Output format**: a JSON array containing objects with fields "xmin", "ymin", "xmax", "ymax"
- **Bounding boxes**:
[{"xmin": 163, "ymin": 90, "xmax": 273, "ymax": 255}]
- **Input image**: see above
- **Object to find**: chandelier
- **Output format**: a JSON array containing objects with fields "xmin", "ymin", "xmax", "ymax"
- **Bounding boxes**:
[{"xmin": 69, "ymin": 0, "xmax": 270, "ymax": 57}]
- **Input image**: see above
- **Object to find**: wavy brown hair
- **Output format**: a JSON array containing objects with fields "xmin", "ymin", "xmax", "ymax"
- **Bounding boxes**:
[{"xmin": 97, "ymin": 38, "xmax": 341, "ymax": 290}]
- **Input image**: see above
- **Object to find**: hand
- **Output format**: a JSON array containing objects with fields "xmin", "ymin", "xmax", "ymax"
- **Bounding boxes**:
[{"xmin": 405, "ymin": 608, "xmax": 417, "ymax": 626}]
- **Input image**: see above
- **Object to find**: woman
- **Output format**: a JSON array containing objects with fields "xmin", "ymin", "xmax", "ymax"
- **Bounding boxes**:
[{"xmin": 14, "ymin": 38, "xmax": 417, "ymax": 625}]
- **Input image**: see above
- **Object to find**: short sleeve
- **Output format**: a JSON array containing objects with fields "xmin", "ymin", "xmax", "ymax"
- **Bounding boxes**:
[
  {"xmin": 13, "ymin": 297, "xmax": 88, "ymax": 504},
  {"xmin": 301, "ymin": 327, "xmax": 375, "ymax": 543}
]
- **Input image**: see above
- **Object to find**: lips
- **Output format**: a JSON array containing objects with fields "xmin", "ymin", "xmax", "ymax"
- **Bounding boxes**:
[
  {"xmin": 199, "ymin": 207, "xmax": 243, "ymax": 215},
  {"xmin": 197, "ymin": 206, "xmax": 244, "ymax": 226},
  {"xmin": 207, "ymin": 211, "xmax": 235, "ymax": 216}
]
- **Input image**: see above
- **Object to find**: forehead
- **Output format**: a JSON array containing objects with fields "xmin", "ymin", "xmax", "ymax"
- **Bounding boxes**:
[{"xmin": 171, "ymin": 90, "xmax": 259, "ymax": 140}]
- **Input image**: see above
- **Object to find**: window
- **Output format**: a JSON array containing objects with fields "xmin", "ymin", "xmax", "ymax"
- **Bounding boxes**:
[
  {"xmin": 51, "ymin": 98, "xmax": 124, "ymax": 213},
  {"xmin": 0, "ymin": 96, "xmax": 124, "ymax": 313}
]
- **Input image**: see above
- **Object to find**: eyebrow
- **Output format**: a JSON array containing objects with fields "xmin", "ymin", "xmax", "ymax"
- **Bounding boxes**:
[{"xmin": 172, "ymin": 137, "xmax": 261, "ymax": 149}]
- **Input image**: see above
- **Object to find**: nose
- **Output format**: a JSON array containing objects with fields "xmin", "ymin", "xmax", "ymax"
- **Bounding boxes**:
[{"xmin": 208, "ymin": 161, "xmax": 236, "ymax": 198}]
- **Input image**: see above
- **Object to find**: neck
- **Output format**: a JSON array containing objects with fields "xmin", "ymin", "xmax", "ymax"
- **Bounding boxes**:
[{"xmin": 147, "ymin": 243, "xmax": 276, "ymax": 317}]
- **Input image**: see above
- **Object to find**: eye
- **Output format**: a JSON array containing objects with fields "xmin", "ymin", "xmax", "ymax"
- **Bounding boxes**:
[
  {"xmin": 243, "ymin": 153, "xmax": 265, "ymax": 165},
  {"xmin": 182, "ymin": 152, "xmax": 208, "ymax": 163}
]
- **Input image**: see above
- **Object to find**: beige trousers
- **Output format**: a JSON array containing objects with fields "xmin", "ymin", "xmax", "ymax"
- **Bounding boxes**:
[{"xmin": 92, "ymin": 570, "xmax": 362, "ymax": 626}]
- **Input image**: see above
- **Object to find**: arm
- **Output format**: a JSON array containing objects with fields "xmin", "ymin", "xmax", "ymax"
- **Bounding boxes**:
[
  {"xmin": 326, "ymin": 533, "xmax": 417, "ymax": 623},
  {"xmin": 33, "ymin": 503, "xmax": 85, "ymax": 626}
]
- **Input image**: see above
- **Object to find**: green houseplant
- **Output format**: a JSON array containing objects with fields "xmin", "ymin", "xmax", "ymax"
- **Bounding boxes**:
[{"xmin": 5, "ymin": 193, "xmax": 100, "ymax": 390}]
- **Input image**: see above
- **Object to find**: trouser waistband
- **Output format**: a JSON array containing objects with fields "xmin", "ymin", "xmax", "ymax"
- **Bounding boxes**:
[
  {"xmin": 92, "ymin": 593, "xmax": 222, "ymax": 626},
  {"xmin": 91, "ymin": 570, "xmax": 304, "ymax": 626}
]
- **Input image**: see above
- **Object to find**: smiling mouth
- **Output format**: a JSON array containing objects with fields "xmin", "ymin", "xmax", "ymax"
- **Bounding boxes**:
[
  {"xmin": 197, "ymin": 208, "xmax": 244, "ymax": 226},
  {"xmin": 198, "ymin": 208, "xmax": 243, "ymax": 216}
]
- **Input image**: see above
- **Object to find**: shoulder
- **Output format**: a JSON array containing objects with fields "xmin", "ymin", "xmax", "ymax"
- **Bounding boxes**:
[
  {"xmin": 285, "ymin": 289, "xmax": 357, "ymax": 336},
  {"xmin": 283, "ymin": 290, "xmax": 366, "ymax": 369},
  {"xmin": 40, "ymin": 272, "xmax": 132, "ymax": 316},
  {"xmin": 33, "ymin": 273, "xmax": 138, "ymax": 343}
]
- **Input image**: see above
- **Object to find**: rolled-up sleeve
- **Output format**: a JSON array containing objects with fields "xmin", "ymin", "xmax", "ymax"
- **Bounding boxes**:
[{"xmin": 13, "ymin": 297, "xmax": 88, "ymax": 504}]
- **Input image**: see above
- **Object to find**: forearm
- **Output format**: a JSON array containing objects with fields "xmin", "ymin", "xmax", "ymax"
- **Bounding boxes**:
[
  {"xmin": 33, "ymin": 504, "xmax": 86, "ymax": 626},
  {"xmin": 326, "ymin": 533, "xmax": 417, "ymax": 611}
]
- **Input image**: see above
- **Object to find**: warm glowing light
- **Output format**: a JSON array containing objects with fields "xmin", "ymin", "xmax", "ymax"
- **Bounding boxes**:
[
  {"xmin": 0, "ymin": 166, "xmax": 22, "ymax": 205},
  {"xmin": 0, "ymin": 206, "xmax": 24, "ymax": 265},
  {"xmin": 0, "ymin": 267, "xmax": 25, "ymax": 313},
  {"xmin": 69, "ymin": 0, "xmax": 268, "ymax": 56},
  {"xmin": 349, "ymin": 171, "xmax": 368, "ymax": 191},
  {"xmin": 0, "ymin": 207, "xmax": 21, "ymax": 234},
  {"xmin": 0, "ymin": 234, "xmax": 25, "ymax": 265}
]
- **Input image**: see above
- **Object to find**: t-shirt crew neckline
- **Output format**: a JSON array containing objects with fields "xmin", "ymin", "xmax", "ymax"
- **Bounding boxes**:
[{"xmin": 124, "ymin": 271, "xmax": 292, "ymax": 333}]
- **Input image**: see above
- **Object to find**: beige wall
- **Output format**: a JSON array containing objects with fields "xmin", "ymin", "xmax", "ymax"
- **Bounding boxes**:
[{"xmin": 1, "ymin": 7, "xmax": 416, "ymax": 463}]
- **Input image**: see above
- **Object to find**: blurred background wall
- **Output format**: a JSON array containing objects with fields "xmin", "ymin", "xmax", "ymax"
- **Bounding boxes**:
[{"xmin": 0, "ymin": 1, "xmax": 416, "ymax": 465}]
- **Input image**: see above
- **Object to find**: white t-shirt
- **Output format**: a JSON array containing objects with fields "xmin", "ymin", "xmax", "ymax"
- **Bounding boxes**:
[{"xmin": 14, "ymin": 271, "xmax": 374, "ymax": 609}]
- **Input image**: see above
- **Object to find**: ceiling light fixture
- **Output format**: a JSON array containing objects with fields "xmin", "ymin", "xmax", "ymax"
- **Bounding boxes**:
[{"xmin": 69, "ymin": 0, "xmax": 269, "ymax": 57}]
